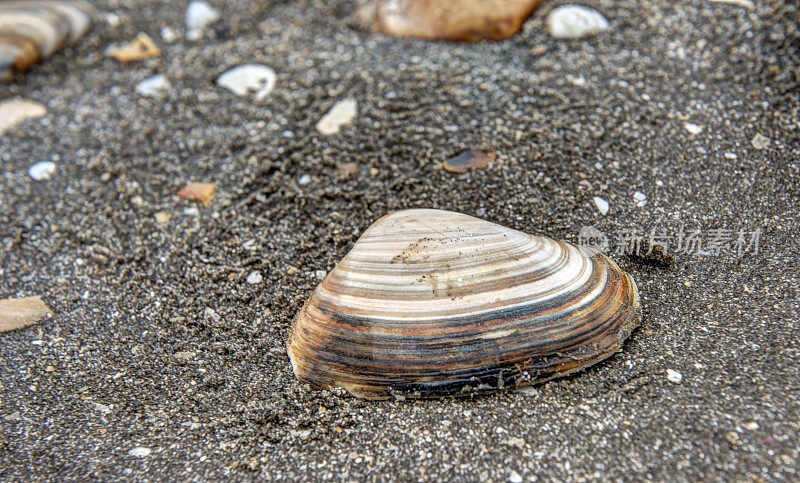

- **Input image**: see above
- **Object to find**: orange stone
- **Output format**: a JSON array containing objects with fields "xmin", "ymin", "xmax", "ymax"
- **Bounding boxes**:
[
  {"xmin": 177, "ymin": 182, "xmax": 218, "ymax": 203},
  {"xmin": 359, "ymin": 0, "xmax": 544, "ymax": 41}
]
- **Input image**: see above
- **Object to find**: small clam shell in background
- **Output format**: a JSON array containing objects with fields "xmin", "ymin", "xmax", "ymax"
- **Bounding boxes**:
[
  {"xmin": 0, "ymin": 1, "xmax": 94, "ymax": 80},
  {"xmin": 288, "ymin": 209, "xmax": 641, "ymax": 399},
  {"xmin": 356, "ymin": 0, "xmax": 544, "ymax": 41}
]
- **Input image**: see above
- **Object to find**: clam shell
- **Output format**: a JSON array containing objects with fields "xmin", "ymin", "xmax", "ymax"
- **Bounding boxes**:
[
  {"xmin": 0, "ymin": 1, "xmax": 94, "ymax": 79},
  {"xmin": 288, "ymin": 209, "xmax": 641, "ymax": 399}
]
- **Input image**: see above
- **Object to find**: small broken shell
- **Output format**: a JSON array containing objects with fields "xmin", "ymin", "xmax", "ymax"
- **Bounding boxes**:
[
  {"xmin": 0, "ymin": 1, "xmax": 94, "ymax": 79},
  {"xmin": 443, "ymin": 149, "xmax": 495, "ymax": 173},
  {"xmin": 357, "ymin": 0, "xmax": 544, "ymax": 41},
  {"xmin": 107, "ymin": 32, "xmax": 160, "ymax": 62},
  {"xmin": 288, "ymin": 209, "xmax": 641, "ymax": 399}
]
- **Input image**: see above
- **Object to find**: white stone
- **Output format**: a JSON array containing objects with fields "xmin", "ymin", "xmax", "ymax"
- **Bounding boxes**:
[
  {"xmin": 91, "ymin": 402, "xmax": 113, "ymax": 414},
  {"xmin": 547, "ymin": 5, "xmax": 610, "ymax": 39},
  {"xmin": 161, "ymin": 26, "xmax": 179, "ymax": 43},
  {"xmin": 217, "ymin": 64, "xmax": 276, "ymax": 100},
  {"xmin": 298, "ymin": 174, "xmax": 312, "ymax": 185},
  {"xmin": 509, "ymin": 470, "xmax": 523, "ymax": 483},
  {"xmin": 709, "ymin": 0, "xmax": 755, "ymax": 9},
  {"xmin": 513, "ymin": 386, "xmax": 539, "ymax": 396},
  {"xmin": 593, "ymin": 196, "xmax": 610, "ymax": 215},
  {"xmin": 724, "ymin": 152, "xmax": 738, "ymax": 160},
  {"xmin": 186, "ymin": 1, "xmax": 219, "ymax": 40},
  {"xmin": 633, "ymin": 191, "xmax": 647, "ymax": 207},
  {"xmin": 751, "ymin": 133, "xmax": 770, "ymax": 150},
  {"xmin": 666, "ymin": 369, "xmax": 683, "ymax": 383},
  {"xmin": 246, "ymin": 271, "xmax": 263, "ymax": 284},
  {"xmin": 28, "ymin": 161, "xmax": 56, "ymax": 180},
  {"xmin": 135, "ymin": 75, "xmax": 170, "ymax": 98},
  {"xmin": 316, "ymin": 98, "xmax": 357, "ymax": 135},
  {"xmin": 128, "ymin": 447, "xmax": 152, "ymax": 457},
  {"xmin": 105, "ymin": 13, "xmax": 121, "ymax": 27},
  {"xmin": 203, "ymin": 308, "xmax": 219, "ymax": 322},
  {"xmin": 684, "ymin": 122, "xmax": 703, "ymax": 135},
  {"xmin": 314, "ymin": 270, "xmax": 327, "ymax": 280}
]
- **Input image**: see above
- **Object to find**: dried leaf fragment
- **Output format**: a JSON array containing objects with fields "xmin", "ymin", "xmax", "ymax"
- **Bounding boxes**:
[
  {"xmin": 177, "ymin": 182, "xmax": 217, "ymax": 203},
  {"xmin": 108, "ymin": 32, "xmax": 160, "ymax": 62},
  {"xmin": 443, "ymin": 149, "xmax": 495, "ymax": 173},
  {"xmin": 0, "ymin": 296, "xmax": 51, "ymax": 333}
]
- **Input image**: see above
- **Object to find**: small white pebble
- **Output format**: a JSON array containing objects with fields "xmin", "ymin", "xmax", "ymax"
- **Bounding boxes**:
[
  {"xmin": 684, "ymin": 122, "xmax": 704, "ymax": 135},
  {"xmin": 724, "ymin": 152, "xmax": 738, "ymax": 160},
  {"xmin": 128, "ymin": 447, "xmax": 152, "ymax": 457},
  {"xmin": 593, "ymin": 196, "xmax": 610, "ymax": 215},
  {"xmin": 217, "ymin": 64, "xmax": 276, "ymax": 100},
  {"xmin": 594, "ymin": 162, "xmax": 603, "ymax": 170},
  {"xmin": 751, "ymin": 133, "xmax": 770, "ymax": 150},
  {"xmin": 186, "ymin": 1, "xmax": 219, "ymax": 40},
  {"xmin": 666, "ymin": 369, "xmax": 683, "ymax": 383},
  {"xmin": 547, "ymin": 5, "xmax": 610, "ymax": 39},
  {"xmin": 656, "ymin": 180, "xmax": 664, "ymax": 186},
  {"xmin": 105, "ymin": 13, "xmax": 121, "ymax": 27},
  {"xmin": 28, "ymin": 161, "xmax": 56, "ymax": 180},
  {"xmin": 314, "ymin": 270, "xmax": 327, "ymax": 280},
  {"xmin": 161, "ymin": 26, "xmax": 179, "ymax": 43},
  {"xmin": 710, "ymin": 0, "xmax": 755, "ymax": 9},
  {"xmin": 633, "ymin": 191, "xmax": 647, "ymax": 207},
  {"xmin": 514, "ymin": 386, "xmax": 539, "ymax": 396},
  {"xmin": 298, "ymin": 174, "xmax": 311, "ymax": 185},
  {"xmin": 135, "ymin": 75, "xmax": 170, "ymax": 98},
  {"xmin": 509, "ymin": 470, "xmax": 523, "ymax": 483},
  {"xmin": 316, "ymin": 98, "xmax": 357, "ymax": 135},
  {"xmin": 246, "ymin": 271, "xmax": 263, "ymax": 284},
  {"xmin": 203, "ymin": 307, "xmax": 219, "ymax": 322}
]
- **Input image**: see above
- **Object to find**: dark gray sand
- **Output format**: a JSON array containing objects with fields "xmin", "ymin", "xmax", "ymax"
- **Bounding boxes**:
[{"xmin": 1, "ymin": 0, "xmax": 799, "ymax": 480}]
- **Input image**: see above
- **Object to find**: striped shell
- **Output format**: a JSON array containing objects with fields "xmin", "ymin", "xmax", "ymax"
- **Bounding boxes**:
[
  {"xmin": 0, "ymin": 1, "xmax": 94, "ymax": 79},
  {"xmin": 288, "ymin": 209, "xmax": 641, "ymax": 399}
]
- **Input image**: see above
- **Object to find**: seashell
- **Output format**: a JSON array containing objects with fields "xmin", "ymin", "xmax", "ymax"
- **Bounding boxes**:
[
  {"xmin": 316, "ymin": 98, "xmax": 357, "ymax": 135},
  {"xmin": 443, "ymin": 149, "xmax": 495, "ymax": 173},
  {"xmin": 356, "ymin": 0, "xmax": 544, "ymax": 41},
  {"xmin": 0, "ymin": 1, "xmax": 94, "ymax": 80},
  {"xmin": 0, "ymin": 295, "xmax": 51, "ymax": 333},
  {"xmin": 216, "ymin": 64, "xmax": 276, "ymax": 100},
  {"xmin": 0, "ymin": 99, "xmax": 47, "ymax": 136},
  {"xmin": 177, "ymin": 182, "xmax": 217, "ymax": 203},
  {"xmin": 107, "ymin": 32, "xmax": 161, "ymax": 63},
  {"xmin": 288, "ymin": 209, "xmax": 641, "ymax": 399}
]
